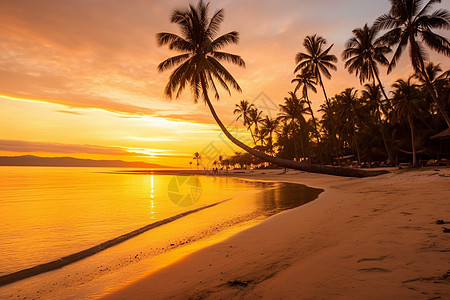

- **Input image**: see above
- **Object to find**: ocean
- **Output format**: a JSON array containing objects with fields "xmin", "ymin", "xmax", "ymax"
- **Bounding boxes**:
[{"xmin": 0, "ymin": 166, "xmax": 321, "ymax": 299}]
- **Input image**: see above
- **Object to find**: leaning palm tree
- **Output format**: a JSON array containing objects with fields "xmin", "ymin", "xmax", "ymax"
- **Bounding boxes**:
[
  {"xmin": 374, "ymin": 0, "xmax": 450, "ymax": 127},
  {"xmin": 157, "ymin": 0, "xmax": 387, "ymax": 177},
  {"xmin": 234, "ymin": 100, "xmax": 257, "ymax": 144},
  {"xmin": 391, "ymin": 77, "xmax": 425, "ymax": 167},
  {"xmin": 342, "ymin": 24, "xmax": 391, "ymax": 104},
  {"xmin": 295, "ymin": 34, "xmax": 337, "ymax": 107}
]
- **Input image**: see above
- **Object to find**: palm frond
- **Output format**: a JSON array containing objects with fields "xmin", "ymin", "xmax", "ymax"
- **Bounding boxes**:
[
  {"xmin": 420, "ymin": 29, "xmax": 450, "ymax": 56},
  {"xmin": 417, "ymin": 9, "xmax": 450, "ymax": 29},
  {"xmin": 416, "ymin": 0, "xmax": 442, "ymax": 18},
  {"xmin": 207, "ymin": 72, "xmax": 220, "ymax": 99},
  {"xmin": 211, "ymin": 51, "xmax": 245, "ymax": 67},
  {"xmin": 157, "ymin": 32, "xmax": 185, "ymax": 46},
  {"xmin": 207, "ymin": 9, "xmax": 224, "ymax": 38},
  {"xmin": 374, "ymin": 13, "xmax": 399, "ymax": 30},
  {"xmin": 207, "ymin": 56, "xmax": 242, "ymax": 92},
  {"xmin": 157, "ymin": 54, "xmax": 190, "ymax": 72},
  {"xmin": 295, "ymin": 52, "xmax": 312, "ymax": 64},
  {"xmin": 211, "ymin": 31, "xmax": 239, "ymax": 49},
  {"xmin": 164, "ymin": 58, "xmax": 192, "ymax": 98}
]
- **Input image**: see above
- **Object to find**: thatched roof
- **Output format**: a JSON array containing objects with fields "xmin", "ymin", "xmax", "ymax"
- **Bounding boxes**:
[{"xmin": 430, "ymin": 128, "xmax": 450, "ymax": 140}]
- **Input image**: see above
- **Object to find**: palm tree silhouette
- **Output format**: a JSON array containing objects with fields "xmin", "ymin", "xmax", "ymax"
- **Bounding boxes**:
[
  {"xmin": 259, "ymin": 116, "xmax": 278, "ymax": 152},
  {"xmin": 343, "ymin": 24, "xmax": 394, "ymax": 163},
  {"xmin": 361, "ymin": 83, "xmax": 395, "ymax": 164},
  {"xmin": 343, "ymin": 24, "xmax": 391, "ymax": 104},
  {"xmin": 193, "ymin": 152, "xmax": 202, "ymax": 169},
  {"xmin": 295, "ymin": 35, "xmax": 340, "ymax": 161},
  {"xmin": 391, "ymin": 77, "xmax": 425, "ymax": 167},
  {"xmin": 335, "ymin": 88, "xmax": 363, "ymax": 165},
  {"xmin": 295, "ymin": 34, "xmax": 337, "ymax": 107},
  {"xmin": 291, "ymin": 68, "xmax": 320, "ymax": 143},
  {"xmin": 374, "ymin": 0, "xmax": 450, "ymax": 127},
  {"xmin": 278, "ymin": 92, "xmax": 309, "ymax": 161},
  {"xmin": 234, "ymin": 100, "xmax": 257, "ymax": 145},
  {"xmin": 157, "ymin": 1, "xmax": 386, "ymax": 177},
  {"xmin": 248, "ymin": 107, "xmax": 263, "ymax": 145}
]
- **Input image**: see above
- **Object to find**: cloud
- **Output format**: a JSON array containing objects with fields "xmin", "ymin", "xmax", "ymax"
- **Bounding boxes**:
[
  {"xmin": 54, "ymin": 110, "xmax": 83, "ymax": 115},
  {"xmin": 0, "ymin": 139, "xmax": 137, "ymax": 156},
  {"xmin": 0, "ymin": 0, "xmax": 449, "ymax": 124}
]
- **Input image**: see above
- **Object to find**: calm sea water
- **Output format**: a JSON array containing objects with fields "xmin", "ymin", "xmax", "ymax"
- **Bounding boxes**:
[{"xmin": 0, "ymin": 166, "xmax": 322, "ymax": 299}]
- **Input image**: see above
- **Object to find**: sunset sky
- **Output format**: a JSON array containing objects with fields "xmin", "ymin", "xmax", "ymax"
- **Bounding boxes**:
[{"xmin": 1, "ymin": 0, "xmax": 449, "ymax": 167}]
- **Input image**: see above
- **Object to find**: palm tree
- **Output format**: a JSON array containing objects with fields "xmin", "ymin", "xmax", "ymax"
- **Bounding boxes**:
[
  {"xmin": 248, "ymin": 107, "xmax": 263, "ymax": 145},
  {"xmin": 158, "ymin": 1, "xmax": 387, "ymax": 177},
  {"xmin": 234, "ymin": 100, "xmax": 257, "ymax": 145},
  {"xmin": 334, "ymin": 88, "xmax": 363, "ymax": 165},
  {"xmin": 259, "ymin": 116, "xmax": 279, "ymax": 154},
  {"xmin": 391, "ymin": 77, "xmax": 425, "ymax": 167},
  {"xmin": 295, "ymin": 34, "xmax": 338, "ymax": 107},
  {"xmin": 342, "ymin": 24, "xmax": 392, "ymax": 103},
  {"xmin": 193, "ymin": 152, "xmax": 202, "ymax": 169},
  {"xmin": 291, "ymin": 67, "xmax": 321, "ymax": 142},
  {"xmin": 374, "ymin": 0, "xmax": 450, "ymax": 127},
  {"xmin": 278, "ymin": 92, "xmax": 309, "ymax": 160},
  {"xmin": 295, "ymin": 35, "xmax": 340, "ymax": 160},
  {"xmin": 361, "ymin": 83, "xmax": 395, "ymax": 163},
  {"xmin": 415, "ymin": 62, "xmax": 450, "ymax": 117}
]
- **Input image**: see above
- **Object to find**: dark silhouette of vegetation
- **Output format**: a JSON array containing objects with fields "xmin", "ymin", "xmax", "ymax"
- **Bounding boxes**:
[
  {"xmin": 374, "ymin": 0, "xmax": 450, "ymax": 127},
  {"xmin": 159, "ymin": 0, "xmax": 450, "ymax": 173},
  {"xmin": 158, "ymin": 0, "xmax": 387, "ymax": 177}
]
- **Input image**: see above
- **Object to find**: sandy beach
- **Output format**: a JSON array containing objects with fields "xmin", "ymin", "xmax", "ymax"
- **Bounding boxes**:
[{"xmin": 101, "ymin": 167, "xmax": 450, "ymax": 300}]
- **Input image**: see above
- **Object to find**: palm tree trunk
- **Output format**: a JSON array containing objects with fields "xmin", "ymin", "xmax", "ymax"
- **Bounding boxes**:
[
  {"xmin": 352, "ymin": 128, "xmax": 361, "ymax": 166},
  {"xmin": 298, "ymin": 126, "xmax": 306, "ymax": 161},
  {"xmin": 200, "ymin": 87, "xmax": 387, "ymax": 177},
  {"xmin": 304, "ymin": 93, "xmax": 323, "ymax": 164},
  {"xmin": 248, "ymin": 126, "xmax": 257, "ymax": 145},
  {"xmin": 306, "ymin": 94, "xmax": 321, "ymax": 143},
  {"xmin": 368, "ymin": 66, "xmax": 395, "ymax": 164},
  {"xmin": 291, "ymin": 122, "xmax": 299, "ymax": 161},
  {"xmin": 317, "ymin": 72, "xmax": 342, "ymax": 165},
  {"xmin": 379, "ymin": 119, "xmax": 394, "ymax": 164},
  {"xmin": 317, "ymin": 72, "xmax": 330, "ymax": 107},
  {"xmin": 407, "ymin": 114, "xmax": 417, "ymax": 167},
  {"xmin": 372, "ymin": 62, "xmax": 391, "ymax": 110},
  {"xmin": 373, "ymin": 90, "xmax": 395, "ymax": 164}
]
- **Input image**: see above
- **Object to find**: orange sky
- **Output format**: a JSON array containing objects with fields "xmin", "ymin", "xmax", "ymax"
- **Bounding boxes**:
[{"xmin": 1, "ymin": 0, "xmax": 449, "ymax": 167}]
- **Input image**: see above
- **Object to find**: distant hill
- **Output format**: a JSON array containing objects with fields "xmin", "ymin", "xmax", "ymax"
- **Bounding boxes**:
[{"xmin": 0, "ymin": 155, "xmax": 174, "ymax": 169}]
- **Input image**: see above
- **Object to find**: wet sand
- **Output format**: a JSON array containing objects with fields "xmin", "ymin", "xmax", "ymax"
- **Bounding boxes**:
[{"xmin": 103, "ymin": 167, "xmax": 450, "ymax": 299}]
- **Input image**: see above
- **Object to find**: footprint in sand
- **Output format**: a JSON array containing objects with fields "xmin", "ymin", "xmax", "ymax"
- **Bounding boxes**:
[
  {"xmin": 358, "ymin": 268, "xmax": 392, "ymax": 273},
  {"xmin": 357, "ymin": 256, "xmax": 387, "ymax": 263}
]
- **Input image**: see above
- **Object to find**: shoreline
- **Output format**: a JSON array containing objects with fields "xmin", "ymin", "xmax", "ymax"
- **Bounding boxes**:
[
  {"xmin": 0, "ymin": 198, "xmax": 232, "ymax": 287},
  {"xmin": 0, "ymin": 170, "xmax": 323, "ymax": 300},
  {"xmin": 102, "ymin": 167, "xmax": 450, "ymax": 299}
]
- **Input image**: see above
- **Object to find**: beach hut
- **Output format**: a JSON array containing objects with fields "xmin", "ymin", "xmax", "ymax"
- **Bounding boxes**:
[{"xmin": 430, "ymin": 128, "xmax": 450, "ymax": 165}]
